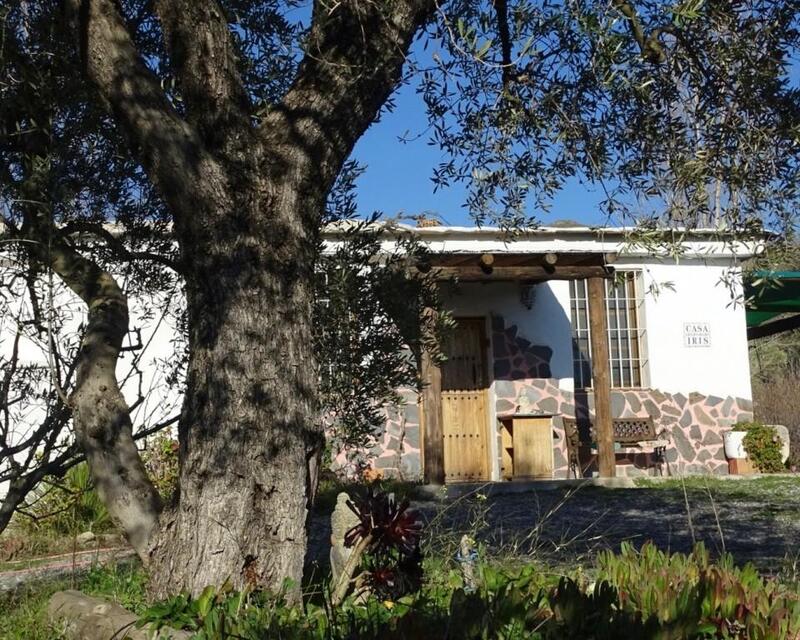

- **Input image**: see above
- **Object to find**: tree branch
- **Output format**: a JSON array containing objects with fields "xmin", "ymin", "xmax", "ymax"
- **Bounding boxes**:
[
  {"xmin": 61, "ymin": 220, "xmax": 181, "ymax": 273},
  {"xmin": 611, "ymin": 2, "xmax": 716, "ymax": 91},
  {"xmin": 0, "ymin": 445, "xmax": 80, "ymax": 535},
  {"xmin": 152, "ymin": 0, "xmax": 251, "ymax": 148},
  {"xmin": 612, "ymin": 0, "xmax": 667, "ymax": 64},
  {"xmin": 0, "ymin": 411, "xmax": 179, "ymax": 538},
  {"xmin": 260, "ymin": 0, "xmax": 435, "ymax": 198},
  {"xmin": 64, "ymin": 0, "xmax": 232, "ymax": 233},
  {"xmin": 493, "ymin": 0, "xmax": 514, "ymax": 86}
]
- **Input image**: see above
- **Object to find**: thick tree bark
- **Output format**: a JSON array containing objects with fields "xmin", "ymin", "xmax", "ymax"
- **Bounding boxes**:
[
  {"xmin": 66, "ymin": 0, "xmax": 435, "ymax": 596},
  {"xmin": 146, "ymin": 182, "xmax": 323, "ymax": 596}
]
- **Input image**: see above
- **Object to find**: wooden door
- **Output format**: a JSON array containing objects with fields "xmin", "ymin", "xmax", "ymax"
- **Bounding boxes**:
[{"xmin": 441, "ymin": 318, "xmax": 490, "ymax": 482}]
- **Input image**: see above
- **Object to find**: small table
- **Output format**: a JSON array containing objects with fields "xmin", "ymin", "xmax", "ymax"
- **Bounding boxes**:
[{"xmin": 498, "ymin": 413, "xmax": 558, "ymax": 480}]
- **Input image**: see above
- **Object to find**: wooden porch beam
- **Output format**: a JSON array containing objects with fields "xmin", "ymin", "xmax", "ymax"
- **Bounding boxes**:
[
  {"xmin": 588, "ymin": 277, "xmax": 615, "ymax": 478},
  {"xmin": 427, "ymin": 265, "xmax": 613, "ymax": 281}
]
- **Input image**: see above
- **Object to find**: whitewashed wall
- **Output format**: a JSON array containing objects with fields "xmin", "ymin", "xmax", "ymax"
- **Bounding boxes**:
[
  {"xmin": 0, "ymin": 273, "xmax": 183, "ymax": 499},
  {"xmin": 630, "ymin": 259, "xmax": 751, "ymax": 400},
  {"xmin": 442, "ymin": 257, "xmax": 752, "ymax": 401}
]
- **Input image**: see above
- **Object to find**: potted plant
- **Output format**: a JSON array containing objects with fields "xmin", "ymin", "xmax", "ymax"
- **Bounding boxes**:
[{"xmin": 725, "ymin": 421, "xmax": 785, "ymax": 473}]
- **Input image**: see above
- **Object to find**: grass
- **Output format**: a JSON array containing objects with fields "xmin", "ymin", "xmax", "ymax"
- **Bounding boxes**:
[
  {"xmin": 0, "ymin": 560, "xmax": 148, "ymax": 640},
  {"xmin": 633, "ymin": 474, "xmax": 800, "ymax": 505}
]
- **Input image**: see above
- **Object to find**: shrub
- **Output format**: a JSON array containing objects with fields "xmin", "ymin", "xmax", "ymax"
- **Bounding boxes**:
[
  {"xmin": 596, "ymin": 541, "xmax": 800, "ymax": 638},
  {"xmin": 17, "ymin": 462, "xmax": 111, "ymax": 536},
  {"xmin": 734, "ymin": 421, "xmax": 786, "ymax": 473},
  {"xmin": 331, "ymin": 487, "xmax": 424, "ymax": 604}
]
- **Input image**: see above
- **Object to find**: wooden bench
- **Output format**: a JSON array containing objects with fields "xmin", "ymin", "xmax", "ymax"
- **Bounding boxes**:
[{"xmin": 562, "ymin": 417, "xmax": 667, "ymax": 478}]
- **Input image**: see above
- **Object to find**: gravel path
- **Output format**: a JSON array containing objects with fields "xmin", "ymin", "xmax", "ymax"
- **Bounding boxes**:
[{"xmin": 307, "ymin": 477, "xmax": 800, "ymax": 574}]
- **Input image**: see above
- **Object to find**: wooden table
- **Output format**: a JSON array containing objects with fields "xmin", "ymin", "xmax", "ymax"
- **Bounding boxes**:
[{"xmin": 498, "ymin": 413, "xmax": 557, "ymax": 480}]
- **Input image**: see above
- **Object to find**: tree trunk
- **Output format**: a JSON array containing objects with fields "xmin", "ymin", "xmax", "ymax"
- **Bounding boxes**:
[
  {"xmin": 64, "ymin": 0, "xmax": 433, "ymax": 597},
  {"xmin": 37, "ymin": 232, "xmax": 163, "ymax": 559},
  {"xmin": 147, "ymin": 185, "xmax": 323, "ymax": 597}
]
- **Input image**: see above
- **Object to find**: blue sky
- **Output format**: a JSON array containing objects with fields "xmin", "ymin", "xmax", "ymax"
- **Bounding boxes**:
[{"xmin": 351, "ymin": 75, "xmax": 610, "ymax": 228}]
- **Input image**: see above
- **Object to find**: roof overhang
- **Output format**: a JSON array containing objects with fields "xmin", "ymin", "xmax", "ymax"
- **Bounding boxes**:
[
  {"xmin": 416, "ymin": 251, "xmax": 614, "ymax": 282},
  {"xmin": 322, "ymin": 222, "xmax": 761, "ymax": 261}
]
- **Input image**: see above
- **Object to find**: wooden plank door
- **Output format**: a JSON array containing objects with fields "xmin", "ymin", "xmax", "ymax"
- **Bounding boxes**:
[{"xmin": 441, "ymin": 318, "xmax": 490, "ymax": 482}]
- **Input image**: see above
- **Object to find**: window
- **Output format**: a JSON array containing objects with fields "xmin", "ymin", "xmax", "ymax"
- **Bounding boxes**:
[
  {"xmin": 569, "ymin": 279, "xmax": 593, "ymax": 389},
  {"xmin": 569, "ymin": 272, "xmax": 647, "ymax": 388}
]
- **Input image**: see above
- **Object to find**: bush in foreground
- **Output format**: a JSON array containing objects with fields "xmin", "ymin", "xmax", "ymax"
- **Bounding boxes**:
[{"xmin": 734, "ymin": 421, "xmax": 786, "ymax": 474}]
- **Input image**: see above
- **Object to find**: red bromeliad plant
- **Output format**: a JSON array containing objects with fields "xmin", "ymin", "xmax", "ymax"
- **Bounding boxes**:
[
  {"xmin": 333, "ymin": 487, "xmax": 423, "ymax": 603},
  {"xmin": 344, "ymin": 488, "xmax": 423, "ymax": 555}
]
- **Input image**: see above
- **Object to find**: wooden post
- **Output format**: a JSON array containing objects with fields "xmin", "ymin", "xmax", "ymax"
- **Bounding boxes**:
[
  {"xmin": 588, "ymin": 277, "xmax": 615, "ymax": 478},
  {"xmin": 420, "ymin": 308, "xmax": 444, "ymax": 484},
  {"xmin": 421, "ymin": 349, "xmax": 444, "ymax": 484}
]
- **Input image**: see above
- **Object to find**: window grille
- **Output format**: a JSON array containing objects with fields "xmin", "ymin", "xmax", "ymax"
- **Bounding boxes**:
[{"xmin": 569, "ymin": 272, "xmax": 647, "ymax": 388}]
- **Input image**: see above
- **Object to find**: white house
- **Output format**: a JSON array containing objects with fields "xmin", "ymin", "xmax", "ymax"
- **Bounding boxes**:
[
  {"xmin": 361, "ymin": 224, "xmax": 756, "ymax": 483},
  {"xmin": 1, "ymin": 223, "xmax": 757, "ymax": 492}
]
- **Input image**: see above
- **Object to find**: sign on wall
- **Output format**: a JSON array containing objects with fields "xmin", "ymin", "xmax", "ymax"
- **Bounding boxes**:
[{"xmin": 684, "ymin": 322, "xmax": 711, "ymax": 348}]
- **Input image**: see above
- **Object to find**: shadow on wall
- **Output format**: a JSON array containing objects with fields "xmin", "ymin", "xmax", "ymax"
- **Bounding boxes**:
[
  {"xmin": 491, "ymin": 300, "xmax": 597, "ymax": 469},
  {"xmin": 491, "ymin": 282, "xmax": 574, "ymax": 384}
]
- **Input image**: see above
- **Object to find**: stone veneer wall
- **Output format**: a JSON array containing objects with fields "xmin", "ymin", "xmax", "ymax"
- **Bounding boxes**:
[
  {"xmin": 331, "ymin": 387, "xmax": 422, "ymax": 479},
  {"xmin": 491, "ymin": 315, "xmax": 753, "ymax": 478},
  {"xmin": 337, "ymin": 314, "xmax": 753, "ymax": 481}
]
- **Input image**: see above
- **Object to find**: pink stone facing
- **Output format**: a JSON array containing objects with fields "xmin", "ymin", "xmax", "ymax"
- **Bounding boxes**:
[{"xmin": 331, "ymin": 387, "xmax": 422, "ymax": 480}]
